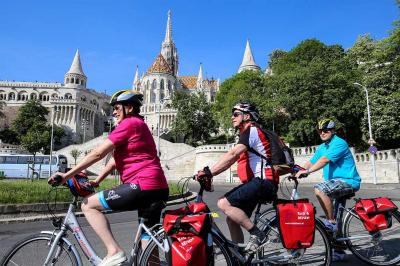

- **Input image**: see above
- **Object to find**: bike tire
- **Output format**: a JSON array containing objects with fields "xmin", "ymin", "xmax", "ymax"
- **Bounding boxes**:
[
  {"xmin": 258, "ymin": 210, "xmax": 332, "ymax": 266},
  {"xmin": 0, "ymin": 233, "xmax": 78, "ymax": 266},
  {"xmin": 138, "ymin": 231, "xmax": 235, "ymax": 266},
  {"xmin": 344, "ymin": 208, "xmax": 400, "ymax": 265}
]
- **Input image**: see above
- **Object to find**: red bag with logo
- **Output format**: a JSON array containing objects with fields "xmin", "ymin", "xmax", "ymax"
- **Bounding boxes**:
[
  {"xmin": 355, "ymin": 197, "xmax": 398, "ymax": 232},
  {"xmin": 275, "ymin": 199, "xmax": 315, "ymax": 249},
  {"xmin": 163, "ymin": 202, "xmax": 213, "ymax": 266}
]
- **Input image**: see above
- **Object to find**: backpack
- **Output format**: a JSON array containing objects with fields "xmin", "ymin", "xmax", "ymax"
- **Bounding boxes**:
[
  {"xmin": 355, "ymin": 197, "xmax": 398, "ymax": 232},
  {"xmin": 249, "ymin": 128, "xmax": 295, "ymax": 176},
  {"xmin": 275, "ymin": 199, "xmax": 316, "ymax": 249},
  {"xmin": 163, "ymin": 202, "xmax": 213, "ymax": 266}
]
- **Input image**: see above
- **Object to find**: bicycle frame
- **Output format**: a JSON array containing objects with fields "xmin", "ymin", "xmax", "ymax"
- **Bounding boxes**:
[{"xmin": 43, "ymin": 197, "xmax": 169, "ymax": 266}]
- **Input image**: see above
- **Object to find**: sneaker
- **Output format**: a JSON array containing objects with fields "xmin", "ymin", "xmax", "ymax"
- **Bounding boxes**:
[
  {"xmin": 322, "ymin": 219, "xmax": 337, "ymax": 233},
  {"xmin": 245, "ymin": 234, "xmax": 266, "ymax": 253},
  {"xmin": 99, "ymin": 251, "xmax": 127, "ymax": 266},
  {"xmin": 332, "ymin": 250, "xmax": 346, "ymax": 262}
]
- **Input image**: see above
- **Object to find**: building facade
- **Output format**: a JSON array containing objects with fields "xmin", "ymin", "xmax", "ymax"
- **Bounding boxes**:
[
  {"xmin": 134, "ymin": 11, "xmax": 220, "ymax": 134},
  {"xmin": 0, "ymin": 50, "xmax": 111, "ymax": 145}
]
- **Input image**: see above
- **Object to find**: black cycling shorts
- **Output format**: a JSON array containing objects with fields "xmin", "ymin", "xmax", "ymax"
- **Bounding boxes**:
[
  {"xmin": 224, "ymin": 177, "xmax": 277, "ymax": 217},
  {"xmin": 99, "ymin": 183, "xmax": 169, "ymax": 226}
]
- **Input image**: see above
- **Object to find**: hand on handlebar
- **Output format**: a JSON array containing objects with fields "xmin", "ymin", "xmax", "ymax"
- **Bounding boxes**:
[
  {"xmin": 195, "ymin": 166, "xmax": 214, "ymax": 192},
  {"xmin": 89, "ymin": 180, "xmax": 100, "ymax": 188},
  {"xmin": 48, "ymin": 172, "xmax": 67, "ymax": 187},
  {"xmin": 294, "ymin": 169, "xmax": 309, "ymax": 179}
]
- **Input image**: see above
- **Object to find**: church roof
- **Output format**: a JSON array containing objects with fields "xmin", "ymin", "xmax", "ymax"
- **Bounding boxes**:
[
  {"xmin": 180, "ymin": 76, "xmax": 197, "ymax": 89},
  {"xmin": 147, "ymin": 54, "xmax": 173, "ymax": 75},
  {"xmin": 67, "ymin": 49, "xmax": 85, "ymax": 76}
]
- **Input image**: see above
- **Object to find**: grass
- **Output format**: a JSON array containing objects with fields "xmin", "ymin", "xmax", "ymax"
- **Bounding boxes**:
[{"xmin": 0, "ymin": 179, "xmax": 182, "ymax": 204}]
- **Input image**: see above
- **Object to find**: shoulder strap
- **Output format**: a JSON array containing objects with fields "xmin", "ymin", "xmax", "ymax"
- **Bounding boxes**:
[{"xmin": 248, "ymin": 147, "xmax": 272, "ymax": 165}]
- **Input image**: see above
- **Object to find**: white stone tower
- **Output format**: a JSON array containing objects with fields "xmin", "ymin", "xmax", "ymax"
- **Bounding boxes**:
[
  {"xmin": 64, "ymin": 49, "xmax": 87, "ymax": 88},
  {"xmin": 238, "ymin": 40, "xmax": 261, "ymax": 73}
]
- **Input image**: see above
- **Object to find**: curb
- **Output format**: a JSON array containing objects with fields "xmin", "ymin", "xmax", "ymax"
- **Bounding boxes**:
[{"xmin": 0, "ymin": 191, "xmax": 197, "ymax": 224}]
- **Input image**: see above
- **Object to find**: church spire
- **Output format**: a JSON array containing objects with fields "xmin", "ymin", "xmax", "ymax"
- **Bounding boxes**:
[
  {"xmin": 197, "ymin": 63, "xmax": 203, "ymax": 89},
  {"xmin": 160, "ymin": 10, "xmax": 179, "ymax": 76},
  {"xmin": 64, "ymin": 49, "xmax": 87, "ymax": 88},
  {"xmin": 238, "ymin": 40, "xmax": 261, "ymax": 73},
  {"xmin": 164, "ymin": 10, "xmax": 172, "ymax": 43},
  {"xmin": 133, "ymin": 65, "xmax": 140, "ymax": 90}
]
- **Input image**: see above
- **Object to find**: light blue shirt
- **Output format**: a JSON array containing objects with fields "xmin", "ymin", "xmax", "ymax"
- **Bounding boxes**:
[{"xmin": 310, "ymin": 134, "xmax": 361, "ymax": 190}]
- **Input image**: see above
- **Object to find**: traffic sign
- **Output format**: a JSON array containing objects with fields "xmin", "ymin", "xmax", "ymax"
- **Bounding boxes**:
[{"xmin": 368, "ymin": 145, "xmax": 378, "ymax": 155}]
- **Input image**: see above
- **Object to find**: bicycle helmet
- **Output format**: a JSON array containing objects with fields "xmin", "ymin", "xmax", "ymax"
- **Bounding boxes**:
[
  {"xmin": 110, "ymin": 90, "xmax": 143, "ymax": 107},
  {"xmin": 317, "ymin": 118, "xmax": 336, "ymax": 130},
  {"xmin": 232, "ymin": 102, "xmax": 260, "ymax": 121},
  {"xmin": 67, "ymin": 172, "xmax": 95, "ymax": 197}
]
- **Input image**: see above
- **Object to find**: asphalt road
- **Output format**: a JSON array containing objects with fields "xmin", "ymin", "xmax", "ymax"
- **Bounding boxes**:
[{"xmin": 1, "ymin": 181, "xmax": 400, "ymax": 264}]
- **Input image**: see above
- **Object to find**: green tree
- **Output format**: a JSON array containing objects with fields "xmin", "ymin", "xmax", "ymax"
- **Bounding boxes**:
[
  {"xmin": 0, "ymin": 127, "xmax": 20, "ymax": 145},
  {"xmin": 12, "ymin": 99, "xmax": 49, "ymax": 137},
  {"xmin": 213, "ymin": 70, "xmax": 266, "ymax": 130},
  {"xmin": 20, "ymin": 121, "xmax": 51, "ymax": 180},
  {"xmin": 70, "ymin": 149, "xmax": 81, "ymax": 165},
  {"xmin": 267, "ymin": 39, "xmax": 364, "ymax": 147},
  {"xmin": 171, "ymin": 91, "xmax": 218, "ymax": 146}
]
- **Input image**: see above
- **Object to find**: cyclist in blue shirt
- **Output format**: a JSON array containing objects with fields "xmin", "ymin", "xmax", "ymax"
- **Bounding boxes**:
[{"xmin": 295, "ymin": 118, "xmax": 361, "ymax": 261}]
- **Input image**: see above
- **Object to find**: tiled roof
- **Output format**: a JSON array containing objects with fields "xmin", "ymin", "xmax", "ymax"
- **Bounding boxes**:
[
  {"xmin": 203, "ymin": 78, "xmax": 218, "ymax": 88},
  {"xmin": 147, "ymin": 54, "xmax": 173, "ymax": 74},
  {"xmin": 179, "ymin": 76, "xmax": 197, "ymax": 89}
]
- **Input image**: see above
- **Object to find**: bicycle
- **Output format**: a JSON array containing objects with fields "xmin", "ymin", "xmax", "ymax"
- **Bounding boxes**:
[
  {"xmin": 0, "ymin": 176, "xmax": 168, "ymax": 266},
  {"xmin": 140, "ymin": 175, "xmax": 332, "ymax": 265},
  {"xmin": 258, "ymin": 176, "xmax": 400, "ymax": 265}
]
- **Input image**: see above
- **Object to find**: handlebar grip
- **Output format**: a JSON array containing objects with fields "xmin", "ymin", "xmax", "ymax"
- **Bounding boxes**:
[{"xmin": 52, "ymin": 174, "xmax": 63, "ymax": 187}]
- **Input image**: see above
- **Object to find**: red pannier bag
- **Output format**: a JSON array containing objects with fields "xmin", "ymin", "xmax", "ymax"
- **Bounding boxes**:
[
  {"xmin": 355, "ymin": 197, "xmax": 398, "ymax": 232},
  {"xmin": 275, "ymin": 199, "xmax": 316, "ymax": 249},
  {"xmin": 163, "ymin": 202, "xmax": 213, "ymax": 266}
]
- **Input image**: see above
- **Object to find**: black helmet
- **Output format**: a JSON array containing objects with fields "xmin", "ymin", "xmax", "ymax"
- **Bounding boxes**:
[
  {"xmin": 232, "ymin": 102, "xmax": 260, "ymax": 121},
  {"xmin": 110, "ymin": 90, "xmax": 143, "ymax": 107},
  {"xmin": 317, "ymin": 118, "xmax": 336, "ymax": 130}
]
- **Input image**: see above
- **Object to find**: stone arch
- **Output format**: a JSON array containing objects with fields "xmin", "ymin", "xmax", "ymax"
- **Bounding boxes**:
[
  {"xmin": 51, "ymin": 93, "xmax": 58, "ymax": 99},
  {"xmin": 75, "ymin": 78, "xmax": 80, "ymax": 84},
  {"xmin": 0, "ymin": 90, "xmax": 6, "ymax": 100},
  {"xmin": 71, "ymin": 77, "xmax": 75, "ymax": 84},
  {"xmin": 167, "ymin": 80, "xmax": 172, "ymax": 96},
  {"xmin": 39, "ymin": 92, "xmax": 50, "ymax": 101},
  {"xmin": 66, "ymin": 78, "xmax": 70, "ymax": 84},
  {"xmin": 30, "ymin": 93, "xmax": 37, "ymax": 100},
  {"xmin": 17, "ymin": 90, "xmax": 28, "ymax": 101},
  {"xmin": 65, "ymin": 93, "xmax": 72, "ymax": 99},
  {"xmin": 81, "ymin": 95, "xmax": 87, "ymax": 102}
]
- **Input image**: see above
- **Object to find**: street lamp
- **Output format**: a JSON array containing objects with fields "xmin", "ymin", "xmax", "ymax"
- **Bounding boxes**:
[
  {"xmin": 157, "ymin": 97, "xmax": 170, "ymax": 157},
  {"xmin": 49, "ymin": 108, "xmax": 59, "ymax": 176},
  {"xmin": 353, "ymin": 82, "xmax": 377, "ymax": 184}
]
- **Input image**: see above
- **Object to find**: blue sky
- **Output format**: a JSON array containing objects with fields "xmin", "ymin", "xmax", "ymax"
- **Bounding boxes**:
[{"xmin": 0, "ymin": 0, "xmax": 398, "ymax": 95}]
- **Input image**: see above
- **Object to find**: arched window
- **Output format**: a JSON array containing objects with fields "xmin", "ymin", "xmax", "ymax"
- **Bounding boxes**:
[
  {"xmin": 51, "ymin": 93, "xmax": 58, "ymax": 99},
  {"xmin": 151, "ymin": 79, "xmax": 157, "ymax": 103},
  {"xmin": 75, "ymin": 78, "xmax": 80, "ymax": 84},
  {"xmin": 65, "ymin": 93, "xmax": 72, "ymax": 99},
  {"xmin": 71, "ymin": 77, "xmax": 75, "ymax": 84},
  {"xmin": 17, "ymin": 91, "xmax": 28, "ymax": 101},
  {"xmin": 0, "ymin": 91, "xmax": 5, "ymax": 100},
  {"xmin": 30, "ymin": 93, "xmax": 37, "ymax": 100},
  {"xmin": 167, "ymin": 80, "xmax": 172, "ymax": 96},
  {"xmin": 8, "ymin": 92, "xmax": 16, "ymax": 100},
  {"xmin": 39, "ymin": 92, "xmax": 49, "ymax": 101},
  {"xmin": 66, "ymin": 78, "xmax": 70, "ymax": 84},
  {"xmin": 160, "ymin": 79, "xmax": 165, "ymax": 101},
  {"xmin": 81, "ymin": 95, "xmax": 87, "ymax": 102}
]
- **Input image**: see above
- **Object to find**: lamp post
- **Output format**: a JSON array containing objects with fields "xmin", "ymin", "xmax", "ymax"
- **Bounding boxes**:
[
  {"xmin": 353, "ymin": 82, "xmax": 377, "ymax": 184},
  {"xmin": 49, "ymin": 108, "xmax": 59, "ymax": 176},
  {"xmin": 157, "ymin": 97, "xmax": 170, "ymax": 157}
]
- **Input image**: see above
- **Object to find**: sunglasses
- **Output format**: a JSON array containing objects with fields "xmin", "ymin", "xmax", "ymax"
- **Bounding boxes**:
[
  {"xmin": 113, "ymin": 105, "xmax": 122, "ymax": 111},
  {"xmin": 232, "ymin": 111, "xmax": 243, "ymax": 117},
  {"xmin": 318, "ymin": 129, "xmax": 331, "ymax": 134}
]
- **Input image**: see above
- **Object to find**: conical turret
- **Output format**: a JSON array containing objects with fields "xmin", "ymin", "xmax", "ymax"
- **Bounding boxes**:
[
  {"xmin": 197, "ymin": 63, "xmax": 203, "ymax": 89},
  {"xmin": 238, "ymin": 40, "xmax": 261, "ymax": 73},
  {"xmin": 133, "ymin": 65, "xmax": 141, "ymax": 90},
  {"xmin": 64, "ymin": 49, "xmax": 87, "ymax": 88}
]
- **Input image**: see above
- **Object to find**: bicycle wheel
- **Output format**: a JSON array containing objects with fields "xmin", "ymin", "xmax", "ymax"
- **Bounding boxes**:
[
  {"xmin": 344, "ymin": 208, "xmax": 400, "ymax": 265},
  {"xmin": 258, "ymin": 217, "xmax": 331, "ymax": 265},
  {"xmin": 0, "ymin": 233, "xmax": 78, "ymax": 266},
  {"xmin": 139, "ymin": 232, "xmax": 234, "ymax": 266}
]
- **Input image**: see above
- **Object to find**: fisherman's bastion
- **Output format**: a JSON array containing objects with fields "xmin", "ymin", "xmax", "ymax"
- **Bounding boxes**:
[{"xmin": 0, "ymin": 11, "xmax": 399, "ymax": 184}]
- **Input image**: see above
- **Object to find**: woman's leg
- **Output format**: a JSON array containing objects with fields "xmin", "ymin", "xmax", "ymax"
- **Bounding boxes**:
[{"xmin": 81, "ymin": 193, "xmax": 124, "ymax": 258}]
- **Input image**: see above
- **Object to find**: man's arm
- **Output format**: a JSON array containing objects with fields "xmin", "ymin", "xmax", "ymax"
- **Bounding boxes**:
[
  {"xmin": 296, "ymin": 156, "xmax": 330, "ymax": 178},
  {"xmin": 210, "ymin": 144, "xmax": 247, "ymax": 176},
  {"xmin": 92, "ymin": 157, "xmax": 116, "ymax": 185}
]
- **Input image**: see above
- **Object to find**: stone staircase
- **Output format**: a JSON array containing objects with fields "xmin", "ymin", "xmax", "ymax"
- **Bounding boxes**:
[{"xmin": 55, "ymin": 134, "xmax": 196, "ymax": 182}]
